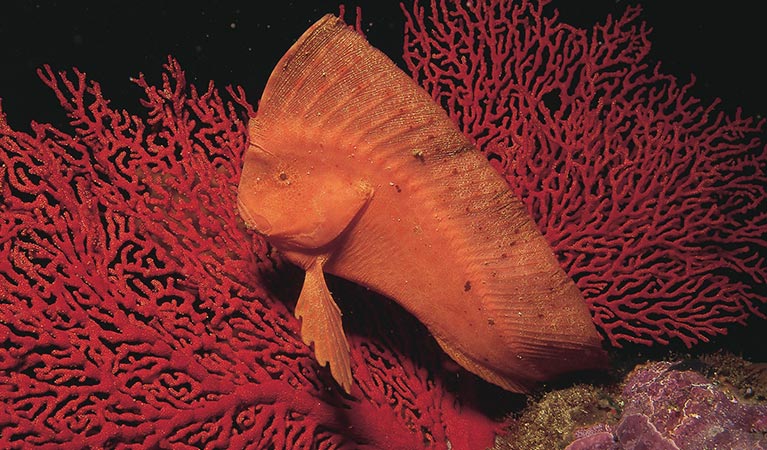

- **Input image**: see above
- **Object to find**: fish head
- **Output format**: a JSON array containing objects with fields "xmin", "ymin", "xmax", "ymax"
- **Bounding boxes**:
[
  {"xmin": 237, "ymin": 142, "xmax": 297, "ymax": 238},
  {"xmin": 237, "ymin": 123, "xmax": 373, "ymax": 252}
]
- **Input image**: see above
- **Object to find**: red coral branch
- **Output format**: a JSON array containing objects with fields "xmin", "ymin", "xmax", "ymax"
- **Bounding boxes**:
[
  {"xmin": 3, "ymin": 0, "xmax": 766, "ymax": 446},
  {"xmin": 402, "ymin": 0, "xmax": 767, "ymax": 347},
  {"xmin": 0, "ymin": 57, "xmax": 500, "ymax": 448}
]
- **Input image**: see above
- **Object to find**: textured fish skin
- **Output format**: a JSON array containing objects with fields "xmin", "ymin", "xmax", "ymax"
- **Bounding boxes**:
[{"xmin": 237, "ymin": 14, "xmax": 607, "ymax": 393}]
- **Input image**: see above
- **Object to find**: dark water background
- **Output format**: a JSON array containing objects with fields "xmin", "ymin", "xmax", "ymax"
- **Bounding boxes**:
[
  {"xmin": 2, "ymin": 1, "xmax": 765, "ymax": 129},
  {"xmin": 1, "ymin": 0, "xmax": 765, "ymax": 359}
]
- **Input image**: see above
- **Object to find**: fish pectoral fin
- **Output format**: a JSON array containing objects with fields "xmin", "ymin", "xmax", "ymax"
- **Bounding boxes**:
[
  {"xmin": 294, "ymin": 257, "xmax": 353, "ymax": 393},
  {"xmin": 279, "ymin": 179, "xmax": 373, "ymax": 250}
]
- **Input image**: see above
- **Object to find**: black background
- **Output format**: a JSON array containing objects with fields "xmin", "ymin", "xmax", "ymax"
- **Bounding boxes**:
[
  {"xmin": 1, "ymin": 1, "xmax": 765, "ymax": 131},
  {"xmin": 1, "ymin": 1, "xmax": 765, "ymax": 357}
]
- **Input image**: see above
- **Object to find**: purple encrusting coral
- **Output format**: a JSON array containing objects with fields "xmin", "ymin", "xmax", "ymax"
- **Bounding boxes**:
[
  {"xmin": 2, "ymin": 0, "xmax": 767, "ymax": 447},
  {"xmin": 566, "ymin": 361, "xmax": 767, "ymax": 450}
]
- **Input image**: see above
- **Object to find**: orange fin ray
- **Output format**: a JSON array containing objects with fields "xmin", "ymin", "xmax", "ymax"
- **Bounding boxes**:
[
  {"xmin": 249, "ymin": 14, "xmax": 460, "ymax": 164},
  {"xmin": 294, "ymin": 258, "xmax": 353, "ymax": 394}
]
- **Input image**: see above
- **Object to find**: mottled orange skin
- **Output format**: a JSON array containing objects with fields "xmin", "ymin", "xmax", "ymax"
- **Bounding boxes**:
[{"xmin": 237, "ymin": 15, "xmax": 607, "ymax": 393}]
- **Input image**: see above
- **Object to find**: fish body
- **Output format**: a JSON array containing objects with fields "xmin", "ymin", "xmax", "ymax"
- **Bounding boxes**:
[{"xmin": 238, "ymin": 14, "xmax": 606, "ymax": 393}]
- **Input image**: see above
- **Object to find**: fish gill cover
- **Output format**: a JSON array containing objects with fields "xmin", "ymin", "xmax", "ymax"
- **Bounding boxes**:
[{"xmin": 1, "ymin": 0, "xmax": 765, "ymax": 448}]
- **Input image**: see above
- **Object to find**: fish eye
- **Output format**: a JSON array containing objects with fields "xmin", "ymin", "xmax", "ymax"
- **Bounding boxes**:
[{"xmin": 276, "ymin": 169, "xmax": 292, "ymax": 185}]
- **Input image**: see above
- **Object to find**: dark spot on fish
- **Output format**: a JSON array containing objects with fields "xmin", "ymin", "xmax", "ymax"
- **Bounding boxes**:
[
  {"xmin": 448, "ymin": 144, "xmax": 473, "ymax": 156},
  {"xmin": 487, "ymin": 319, "xmax": 495, "ymax": 326},
  {"xmin": 501, "ymin": 253, "xmax": 508, "ymax": 259},
  {"xmin": 464, "ymin": 280, "xmax": 472, "ymax": 292},
  {"xmin": 278, "ymin": 171, "xmax": 288, "ymax": 181}
]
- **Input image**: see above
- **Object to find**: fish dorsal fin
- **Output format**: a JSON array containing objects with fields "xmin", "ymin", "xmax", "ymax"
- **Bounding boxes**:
[
  {"xmin": 254, "ymin": 14, "xmax": 605, "ymax": 388},
  {"xmin": 249, "ymin": 14, "xmax": 463, "ymax": 165},
  {"xmin": 294, "ymin": 257, "xmax": 352, "ymax": 393}
]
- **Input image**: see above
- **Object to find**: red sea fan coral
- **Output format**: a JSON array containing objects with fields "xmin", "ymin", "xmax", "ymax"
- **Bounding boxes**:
[
  {"xmin": 402, "ymin": 0, "xmax": 767, "ymax": 347},
  {"xmin": 3, "ymin": 0, "xmax": 767, "ymax": 447},
  {"xmin": 0, "ymin": 59, "xmax": 500, "ymax": 448}
]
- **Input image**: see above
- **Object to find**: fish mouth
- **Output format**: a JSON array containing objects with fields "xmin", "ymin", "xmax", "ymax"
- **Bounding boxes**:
[{"xmin": 237, "ymin": 196, "xmax": 272, "ymax": 234}]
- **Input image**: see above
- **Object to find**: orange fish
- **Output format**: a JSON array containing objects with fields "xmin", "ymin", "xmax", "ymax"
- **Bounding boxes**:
[{"xmin": 237, "ymin": 14, "xmax": 607, "ymax": 394}]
